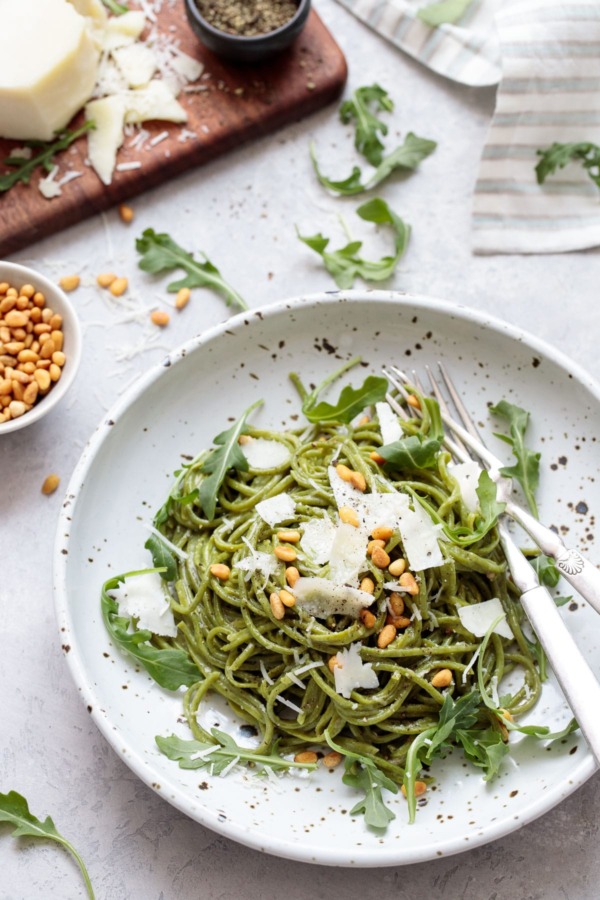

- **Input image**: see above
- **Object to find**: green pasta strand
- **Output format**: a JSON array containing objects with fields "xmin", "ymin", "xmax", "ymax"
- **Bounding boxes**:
[{"xmin": 152, "ymin": 417, "xmax": 542, "ymax": 781}]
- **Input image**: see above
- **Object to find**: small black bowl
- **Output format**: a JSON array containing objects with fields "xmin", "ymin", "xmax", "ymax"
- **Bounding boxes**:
[{"xmin": 184, "ymin": 0, "xmax": 311, "ymax": 63}]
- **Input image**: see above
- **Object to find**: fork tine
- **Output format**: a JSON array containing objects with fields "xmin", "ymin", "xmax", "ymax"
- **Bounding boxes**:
[
  {"xmin": 437, "ymin": 361, "xmax": 482, "ymax": 444},
  {"xmin": 424, "ymin": 364, "xmax": 470, "ymax": 458}
]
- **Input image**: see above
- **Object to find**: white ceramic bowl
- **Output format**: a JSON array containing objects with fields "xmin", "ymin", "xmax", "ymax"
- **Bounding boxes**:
[{"xmin": 0, "ymin": 261, "xmax": 82, "ymax": 434}]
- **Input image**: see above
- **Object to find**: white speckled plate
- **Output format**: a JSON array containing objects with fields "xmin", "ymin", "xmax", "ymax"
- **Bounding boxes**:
[{"xmin": 54, "ymin": 291, "xmax": 600, "ymax": 866}]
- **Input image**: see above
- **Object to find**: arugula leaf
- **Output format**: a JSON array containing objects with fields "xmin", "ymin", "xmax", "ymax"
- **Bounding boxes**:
[
  {"xmin": 536, "ymin": 142, "xmax": 600, "ymax": 190},
  {"xmin": 553, "ymin": 595, "xmax": 572, "ymax": 608},
  {"xmin": 456, "ymin": 727, "xmax": 509, "ymax": 780},
  {"xmin": 311, "ymin": 132, "xmax": 437, "ymax": 196},
  {"xmin": 491, "ymin": 400, "xmax": 540, "ymax": 517},
  {"xmin": 199, "ymin": 400, "xmax": 263, "ymax": 520},
  {"xmin": 530, "ymin": 553, "xmax": 560, "ymax": 588},
  {"xmin": 101, "ymin": 0, "xmax": 129, "ymax": 13},
  {"xmin": 501, "ymin": 717, "xmax": 578, "ymax": 741},
  {"xmin": 136, "ymin": 229, "xmax": 247, "ymax": 313},
  {"xmin": 144, "ymin": 534, "xmax": 177, "ymax": 581},
  {"xmin": 339, "ymin": 84, "xmax": 394, "ymax": 166},
  {"xmin": 297, "ymin": 198, "xmax": 410, "ymax": 289},
  {"xmin": 324, "ymin": 733, "xmax": 398, "ymax": 830},
  {"xmin": 0, "ymin": 122, "xmax": 95, "ymax": 194},
  {"xmin": 156, "ymin": 729, "xmax": 318, "ymax": 774},
  {"xmin": 0, "ymin": 791, "xmax": 94, "ymax": 899},
  {"xmin": 417, "ymin": 0, "xmax": 475, "ymax": 27},
  {"xmin": 295, "ymin": 360, "xmax": 387, "ymax": 425},
  {"xmin": 379, "ymin": 396, "xmax": 444, "ymax": 469},
  {"xmin": 101, "ymin": 571, "xmax": 200, "ymax": 689}
]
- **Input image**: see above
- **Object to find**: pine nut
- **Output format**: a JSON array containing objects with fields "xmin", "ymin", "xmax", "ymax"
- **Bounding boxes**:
[
  {"xmin": 321, "ymin": 751, "xmax": 343, "ymax": 768},
  {"xmin": 4, "ymin": 310, "xmax": 28, "ymax": 328},
  {"xmin": 109, "ymin": 277, "xmax": 128, "ymax": 297},
  {"xmin": 294, "ymin": 751, "xmax": 318, "ymax": 764},
  {"xmin": 389, "ymin": 592, "xmax": 405, "ymax": 616},
  {"xmin": 399, "ymin": 572, "xmax": 419, "ymax": 595},
  {"xmin": 8, "ymin": 400, "xmax": 26, "ymax": 418},
  {"xmin": 357, "ymin": 415, "xmax": 371, "ymax": 426},
  {"xmin": 52, "ymin": 351, "xmax": 66, "ymax": 367},
  {"xmin": 49, "ymin": 364, "xmax": 62, "ymax": 383},
  {"xmin": 349, "ymin": 470, "xmax": 366, "ymax": 492},
  {"xmin": 371, "ymin": 525, "xmax": 393, "ymax": 542},
  {"xmin": 269, "ymin": 592, "xmax": 285, "ymax": 619},
  {"xmin": 279, "ymin": 589, "xmax": 296, "ymax": 608},
  {"xmin": 23, "ymin": 382, "xmax": 39, "ymax": 405},
  {"xmin": 51, "ymin": 330, "xmax": 64, "ymax": 351},
  {"xmin": 401, "ymin": 781, "xmax": 427, "ymax": 799},
  {"xmin": 359, "ymin": 608, "xmax": 376, "ymax": 628},
  {"xmin": 41, "ymin": 473, "xmax": 60, "ymax": 495},
  {"xmin": 40, "ymin": 339, "xmax": 55, "ymax": 359},
  {"xmin": 406, "ymin": 394, "xmax": 421, "ymax": 410},
  {"xmin": 49, "ymin": 314, "xmax": 62, "ymax": 330},
  {"xmin": 118, "ymin": 203, "xmax": 134, "ymax": 224},
  {"xmin": 97, "ymin": 272, "xmax": 117, "ymax": 288},
  {"xmin": 0, "ymin": 282, "xmax": 9, "ymax": 294},
  {"xmin": 20, "ymin": 284, "xmax": 35, "ymax": 299},
  {"xmin": 388, "ymin": 558, "xmax": 407, "ymax": 577},
  {"xmin": 59, "ymin": 275, "xmax": 80, "ymax": 292},
  {"xmin": 34, "ymin": 369, "xmax": 51, "ymax": 392},
  {"xmin": 367, "ymin": 539, "xmax": 385, "ymax": 556},
  {"xmin": 431, "ymin": 669, "xmax": 453, "ymax": 689},
  {"xmin": 339, "ymin": 506, "xmax": 359, "ymax": 527},
  {"xmin": 0, "ymin": 296, "xmax": 16, "ymax": 313},
  {"xmin": 387, "ymin": 614, "xmax": 411, "ymax": 629},
  {"xmin": 370, "ymin": 451, "xmax": 385, "ymax": 464},
  {"xmin": 371, "ymin": 546, "xmax": 391, "ymax": 569},
  {"xmin": 328, "ymin": 655, "xmax": 340, "ymax": 672},
  {"xmin": 209, "ymin": 563, "xmax": 230, "ymax": 581},
  {"xmin": 377, "ymin": 623, "xmax": 397, "ymax": 648},
  {"xmin": 151, "ymin": 310, "xmax": 170, "ymax": 327},
  {"xmin": 359, "ymin": 576, "xmax": 375, "ymax": 594},
  {"xmin": 175, "ymin": 287, "xmax": 191, "ymax": 310},
  {"xmin": 277, "ymin": 530, "xmax": 301, "ymax": 543},
  {"xmin": 285, "ymin": 566, "xmax": 300, "ymax": 588},
  {"xmin": 335, "ymin": 463, "xmax": 353, "ymax": 482},
  {"xmin": 274, "ymin": 545, "xmax": 296, "ymax": 562}
]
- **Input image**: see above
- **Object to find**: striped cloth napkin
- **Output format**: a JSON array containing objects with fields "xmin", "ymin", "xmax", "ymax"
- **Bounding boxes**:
[{"xmin": 336, "ymin": 0, "xmax": 600, "ymax": 254}]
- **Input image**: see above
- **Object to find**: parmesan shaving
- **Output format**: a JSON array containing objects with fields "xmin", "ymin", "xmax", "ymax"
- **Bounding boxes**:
[
  {"xmin": 333, "ymin": 643, "xmax": 379, "ymax": 699},
  {"xmin": 300, "ymin": 516, "xmax": 337, "ymax": 565},
  {"xmin": 242, "ymin": 439, "xmax": 291, "ymax": 470},
  {"xmin": 293, "ymin": 577, "xmax": 374, "ymax": 619},
  {"xmin": 458, "ymin": 597, "xmax": 514, "ymax": 640},
  {"xmin": 375, "ymin": 401, "xmax": 402, "ymax": 445},
  {"xmin": 448, "ymin": 460, "xmax": 483, "ymax": 513},
  {"xmin": 254, "ymin": 492, "xmax": 296, "ymax": 527},
  {"xmin": 328, "ymin": 521, "xmax": 369, "ymax": 586},
  {"xmin": 110, "ymin": 570, "xmax": 177, "ymax": 636}
]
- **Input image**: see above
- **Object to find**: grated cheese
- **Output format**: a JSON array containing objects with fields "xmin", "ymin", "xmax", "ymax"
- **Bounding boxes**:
[
  {"xmin": 242, "ymin": 439, "xmax": 290, "ymax": 470},
  {"xmin": 293, "ymin": 577, "xmax": 374, "ymax": 619},
  {"xmin": 458, "ymin": 597, "xmax": 514, "ymax": 640},
  {"xmin": 38, "ymin": 166, "xmax": 62, "ymax": 199},
  {"xmin": 259, "ymin": 659, "xmax": 274, "ymax": 685},
  {"xmin": 376, "ymin": 401, "xmax": 402, "ymax": 445},
  {"xmin": 333, "ymin": 643, "xmax": 379, "ymax": 699},
  {"xmin": 254, "ymin": 492, "xmax": 296, "ymax": 527},
  {"xmin": 277, "ymin": 696, "xmax": 303, "ymax": 716},
  {"xmin": 110, "ymin": 570, "xmax": 177, "ymax": 636}
]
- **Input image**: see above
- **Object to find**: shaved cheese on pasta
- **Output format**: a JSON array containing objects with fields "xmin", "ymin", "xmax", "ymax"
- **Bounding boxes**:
[
  {"xmin": 301, "ymin": 516, "xmax": 337, "ymax": 564},
  {"xmin": 328, "ymin": 522, "xmax": 369, "ymax": 586},
  {"xmin": 255, "ymin": 492, "xmax": 296, "ymax": 526},
  {"xmin": 448, "ymin": 460, "xmax": 482, "ymax": 513},
  {"xmin": 243, "ymin": 439, "xmax": 291, "ymax": 470},
  {"xmin": 110, "ymin": 571, "xmax": 177, "ymax": 636},
  {"xmin": 333, "ymin": 643, "xmax": 379, "ymax": 699},
  {"xmin": 376, "ymin": 401, "xmax": 402, "ymax": 445},
  {"xmin": 458, "ymin": 597, "xmax": 513, "ymax": 640},
  {"xmin": 397, "ymin": 502, "xmax": 444, "ymax": 571},
  {"xmin": 293, "ymin": 577, "xmax": 374, "ymax": 619}
]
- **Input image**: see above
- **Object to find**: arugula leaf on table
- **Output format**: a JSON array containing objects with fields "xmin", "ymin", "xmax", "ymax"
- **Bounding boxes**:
[
  {"xmin": 136, "ymin": 229, "xmax": 248, "ymax": 313},
  {"xmin": 156, "ymin": 729, "xmax": 318, "ymax": 774},
  {"xmin": 417, "ymin": 0, "xmax": 475, "ymax": 27},
  {"xmin": 378, "ymin": 396, "xmax": 444, "ymax": 469},
  {"xmin": 490, "ymin": 400, "xmax": 540, "ymax": 518},
  {"xmin": 101, "ymin": 570, "xmax": 200, "ymax": 689},
  {"xmin": 0, "ymin": 122, "xmax": 95, "ymax": 195},
  {"xmin": 311, "ymin": 132, "xmax": 437, "ymax": 196},
  {"xmin": 291, "ymin": 357, "xmax": 387, "ymax": 425},
  {"xmin": 324, "ymin": 733, "xmax": 398, "ymax": 830},
  {"xmin": 535, "ymin": 142, "xmax": 600, "ymax": 190},
  {"xmin": 101, "ymin": 0, "xmax": 129, "ymax": 13},
  {"xmin": 199, "ymin": 400, "xmax": 263, "ymax": 520},
  {"xmin": 297, "ymin": 198, "xmax": 410, "ymax": 289},
  {"xmin": 144, "ymin": 533, "xmax": 177, "ymax": 582},
  {"xmin": 0, "ymin": 791, "xmax": 94, "ymax": 899},
  {"xmin": 339, "ymin": 84, "xmax": 394, "ymax": 166}
]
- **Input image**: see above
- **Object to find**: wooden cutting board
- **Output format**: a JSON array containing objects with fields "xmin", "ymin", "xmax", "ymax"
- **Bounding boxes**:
[{"xmin": 0, "ymin": 7, "xmax": 347, "ymax": 258}]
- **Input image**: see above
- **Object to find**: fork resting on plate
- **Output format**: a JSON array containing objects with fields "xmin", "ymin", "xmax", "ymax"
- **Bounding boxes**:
[{"xmin": 383, "ymin": 363, "xmax": 600, "ymax": 766}]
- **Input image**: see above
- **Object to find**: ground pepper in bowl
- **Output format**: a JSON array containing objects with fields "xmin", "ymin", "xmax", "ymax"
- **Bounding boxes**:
[{"xmin": 194, "ymin": 0, "xmax": 299, "ymax": 36}]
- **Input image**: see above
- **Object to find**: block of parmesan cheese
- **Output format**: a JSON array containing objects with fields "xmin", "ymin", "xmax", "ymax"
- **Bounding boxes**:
[{"xmin": 0, "ymin": 0, "xmax": 99, "ymax": 141}]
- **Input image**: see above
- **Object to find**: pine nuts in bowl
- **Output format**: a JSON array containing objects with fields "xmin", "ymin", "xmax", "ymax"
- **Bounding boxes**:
[{"xmin": 0, "ymin": 261, "xmax": 82, "ymax": 434}]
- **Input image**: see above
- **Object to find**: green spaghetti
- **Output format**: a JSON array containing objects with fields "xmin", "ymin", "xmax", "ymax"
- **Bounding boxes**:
[{"xmin": 101, "ymin": 369, "xmax": 570, "ymax": 830}]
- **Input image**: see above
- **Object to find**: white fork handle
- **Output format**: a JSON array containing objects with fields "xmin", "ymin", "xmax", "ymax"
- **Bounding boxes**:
[
  {"xmin": 520, "ymin": 585, "xmax": 600, "ymax": 767},
  {"xmin": 507, "ymin": 500, "xmax": 600, "ymax": 616}
]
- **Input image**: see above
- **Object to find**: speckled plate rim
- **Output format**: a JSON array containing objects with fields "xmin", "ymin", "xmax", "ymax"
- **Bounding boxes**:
[{"xmin": 54, "ymin": 290, "xmax": 600, "ymax": 867}]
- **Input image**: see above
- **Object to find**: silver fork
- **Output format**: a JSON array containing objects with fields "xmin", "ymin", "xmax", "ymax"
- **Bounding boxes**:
[
  {"xmin": 383, "ymin": 363, "xmax": 600, "ymax": 765},
  {"xmin": 384, "ymin": 364, "xmax": 600, "ymax": 617}
]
